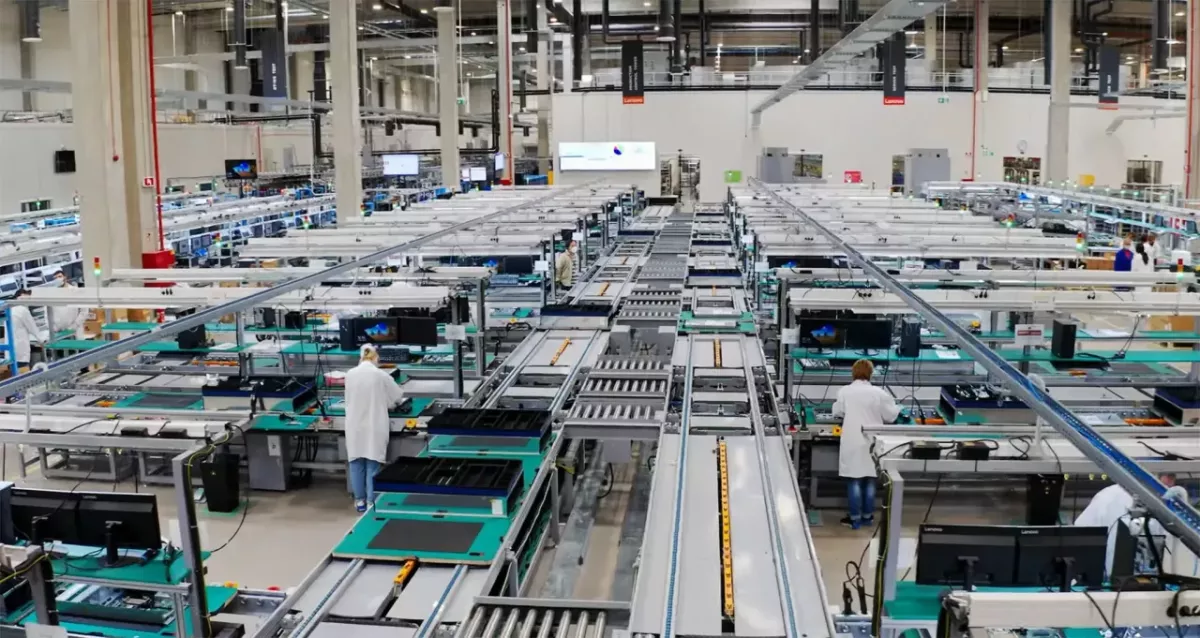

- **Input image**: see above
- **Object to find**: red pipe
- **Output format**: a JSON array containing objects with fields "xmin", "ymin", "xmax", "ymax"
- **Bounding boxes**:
[{"xmin": 146, "ymin": 0, "xmax": 165, "ymax": 251}]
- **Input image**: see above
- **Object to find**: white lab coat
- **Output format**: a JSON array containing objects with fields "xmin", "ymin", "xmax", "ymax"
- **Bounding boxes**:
[
  {"xmin": 343, "ymin": 360, "xmax": 407, "ymax": 463},
  {"xmin": 51, "ymin": 287, "xmax": 87, "ymax": 337},
  {"xmin": 1075, "ymin": 484, "xmax": 1167, "ymax": 578},
  {"xmin": 1132, "ymin": 251, "xmax": 1155, "ymax": 293},
  {"xmin": 554, "ymin": 251, "xmax": 575, "ymax": 288},
  {"xmin": 9, "ymin": 305, "xmax": 42, "ymax": 364},
  {"xmin": 831, "ymin": 380, "xmax": 900, "ymax": 478}
]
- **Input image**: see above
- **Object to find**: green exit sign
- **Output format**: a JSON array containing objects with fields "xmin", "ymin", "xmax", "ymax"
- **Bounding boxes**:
[
  {"xmin": 937, "ymin": 95, "xmax": 950, "ymax": 104},
  {"xmin": 456, "ymin": 97, "xmax": 466, "ymax": 105}
]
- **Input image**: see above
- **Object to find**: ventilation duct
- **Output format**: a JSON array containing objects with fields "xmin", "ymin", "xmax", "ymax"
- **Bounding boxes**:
[
  {"xmin": 655, "ymin": 0, "xmax": 675, "ymax": 42},
  {"xmin": 232, "ymin": 0, "xmax": 248, "ymax": 69},
  {"xmin": 19, "ymin": 0, "xmax": 41, "ymax": 43},
  {"xmin": 1151, "ymin": 0, "xmax": 1170, "ymax": 71}
]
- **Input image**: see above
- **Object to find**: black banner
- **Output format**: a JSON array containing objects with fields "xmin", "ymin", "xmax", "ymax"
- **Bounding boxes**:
[
  {"xmin": 1098, "ymin": 45, "xmax": 1119, "ymax": 108},
  {"xmin": 260, "ymin": 30, "xmax": 288, "ymax": 99},
  {"xmin": 883, "ymin": 33, "xmax": 906, "ymax": 105},
  {"xmin": 621, "ymin": 41, "xmax": 644, "ymax": 105}
]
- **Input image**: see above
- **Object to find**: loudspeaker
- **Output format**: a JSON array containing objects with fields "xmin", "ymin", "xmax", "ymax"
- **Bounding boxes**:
[
  {"xmin": 1026, "ymin": 473, "xmax": 1065, "ymax": 525},
  {"xmin": 1051, "ymin": 319, "xmax": 1078, "ymax": 359},
  {"xmin": 200, "ymin": 452, "xmax": 241, "ymax": 514},
  {"xmin": 898, "ymin": 318, "xmax": 922, "ymax": 357},
  {"xmin": 261, "ymin": 308, "xmax": 277, "ymax": 329},
  {"xmin": 284, "ymin": 311, "xmax": 305, "ymax": 330}
]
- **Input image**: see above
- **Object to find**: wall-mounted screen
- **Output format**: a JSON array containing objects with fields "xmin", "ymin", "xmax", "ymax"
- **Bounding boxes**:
[
  {"xmin": 558, "ymin": 142, "xmax": 656, "ymax": 171},
  {"xmin": 382, "ymin": 154, "xmax": 420, "ymax": 176},
  {"xmin": 225, "ymin": 159, "xmax": 258, "ymax": 180},
  {"xmin": 54, "ymin": 150, "xmax": 76, "ymax": 174},
  {"xmin": 469, "ymin": 167, "xmax": 487, "ymax": 181},
  {"xmin": 495, "ymin": 152, "xmax": 506, "ymax": 171}
]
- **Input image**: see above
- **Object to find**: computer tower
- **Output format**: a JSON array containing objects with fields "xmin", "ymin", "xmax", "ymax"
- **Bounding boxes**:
[
  {"xmin": 1110, "ymin": 519, "xmax": 1137, "ymax": 583},
  {"xmin": 1026, "ymin": 473, "xmax": 1065, "ymax": 525},
  {"xmin": 177, "ymin": 325, "xmax": 206, "ymax": 350},
  {"xmin": 1051, "ymin": 319, "xmax": 1078, "ymax": 359},
  {"xmin": 898, "ymin": 318, "xmax": 922, "ymax": 357},
  {"xmin": 200, "ymin": 453, "xmax": 241, "ymax": 513},
  {"xmin": 261, "ymin": 308, "xmax": 277, "ymax": 329},
  {"xmin": 339, "ymin": 321, "xmax": 358, "ymax": 352},
  {"xmin": 284, "ymin": 311, "xmax": 305, "ymax": 330}
]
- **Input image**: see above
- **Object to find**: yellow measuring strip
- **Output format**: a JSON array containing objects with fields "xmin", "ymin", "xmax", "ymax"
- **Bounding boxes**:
[
  {"xmin": 549, "ymin": 338, "xmax": 572, "ymax": 365},
  {"xmin": 599, "ymin": 282, "xmax": 611, "ymax": 296},
  {"xmin": 718, "ymin": 439, "xmax": 734, "ymax": 619},
  {"xmin": 713, "ymin": 340, "xmax": 722, "ymax": 368}
]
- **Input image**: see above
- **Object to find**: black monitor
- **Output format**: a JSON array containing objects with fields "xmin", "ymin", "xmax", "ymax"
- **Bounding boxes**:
[
  {"xmin": 9, "ymin": 488, "xmax": 80, "ymax": 545},
  {"xmin": 197, "ymin": 182, "xmax": 214, "ymax": 192},
  {"xmin": 339, "ymin": 317, "xmax": 400, "ymax": 351},
  {"xmin": 916, "ymin": 524, "xmax": 1018, "ymax": 589},
  {"xmin": 798, "ymin": 318, "xmax": 847, "ymax": 350},
  {"xmin": 1015, "ymin": 526, "xmax": 1108, "ymax": 591},
  {"xmin": 54, "ymin": 150, "xmax": 76, "ymax": 174},
  {"xmin": 397, "ymin": 316, "xmax": 439, "ymax": 346},
  {"xmin": 76, "ymin": 491, "xmax": 161, "ymax": 566},
  {"xmin": 224, "ymin": 159, "xmax": 258, "ymax": 180},
  {"xmin": 500, "ymin": 256, "xmax": 535, "ymax": 275},
  {"xmin": 845, "ymin": 319, "xmax": 894, "ymax": 352}
]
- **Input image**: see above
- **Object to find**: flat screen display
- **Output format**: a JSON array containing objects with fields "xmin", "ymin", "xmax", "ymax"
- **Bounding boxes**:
[
  {"xmin": 495, "ymin": 152, "xmax": 506, "ymax": 171},
  {"xmin": 382, "ymin": 154, "xmax": 420, "ymax": 176},
  {"xmin": 225, "ymin": 159, "xmax": 258, "ymax": 180},
  {"xmin": 469, "ymin": 167, "xmax": 487, "ymax": 181},
  {"xmin": 558, "ymin": 142, "xmax": 656, "ymax": 171},
  {"xmin": 54, "ymin": 150, "xmax": 76, "ymax": 174}
]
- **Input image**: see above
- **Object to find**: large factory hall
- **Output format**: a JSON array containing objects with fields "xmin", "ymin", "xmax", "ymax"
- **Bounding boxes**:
[{"xmin": 7, "ymin": 1, "xmax": 1200, "ymax": 638}]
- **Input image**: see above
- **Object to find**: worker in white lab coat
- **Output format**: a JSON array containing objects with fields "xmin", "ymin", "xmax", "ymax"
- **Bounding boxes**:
[
  {"xmin": 1075, "ymin": 473, "xmax": 1179, "ymax": 578},
  {"xmin": 343, "ymin": 344, "xmax": 408, "ymax": 512},
  {"xmin": 554, "ymin": 240, "xmax": 577, "ymax": 290},
  {"xmin": 9, "ymin": 289, "xmax": 44, "ymax": 370},
  {"xmin": 832, "ymin": 359, "xmax": 901, "ymax": 529},
  {"xmin": 51, "ymin": 271, "xmax": 87, "ymax": 338}
]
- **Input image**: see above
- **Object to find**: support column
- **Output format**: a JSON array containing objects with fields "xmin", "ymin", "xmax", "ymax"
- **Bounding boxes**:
[
  {"xmin": 436, "ymin": 6, "xmax": 461, "ymax": 190},
  {"xmin": 536, "ymin": 0, "xmax": 551, "ymax": 175},
  {"xmin": 562, "ymin": 33, "xmax": 574, "ymax": 94},
  {"xmin": 497, "ymin": 0, "xmax": 515, "ymax": 181},
  {"xmin": 19, "ymin": 39, "xmax": 34, "ymax": 112},
  {"xmin": 71, "ymin": 0, "xmax": 160, "ymax": 276},
  {"xmin": 924, "ymin": 14, "xmax": 937, "ymax": 72},
  {"xmin": 1186, "ymin": 0, "xmax": 1200, "ymax": 197},
  {"xmin": 329, "ymin": 0, "xmax": 362, "ymax": 219},
  {"xmin": 1045, "ymin": 0, "xmax": 1071, "ymax": 183}
]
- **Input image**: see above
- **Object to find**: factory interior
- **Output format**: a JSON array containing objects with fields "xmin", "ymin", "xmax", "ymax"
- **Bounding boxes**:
[{"xmin": 10, "ymin": 1, "xmax": 1200, "ymax": 638}]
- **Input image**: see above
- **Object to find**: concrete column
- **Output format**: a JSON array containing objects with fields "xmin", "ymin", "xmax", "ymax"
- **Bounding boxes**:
[
  {"xmin": 581, "ymin": 35, "xmax": 591, "ymax": 76},
  {"xmin": 294, "ymin": 52, "xmax": 316, "ymax": 101},
  {"xmin": 974, "ymin": 0, "xmax": 988, "ymax": 98},
  {"xmin": 436, "ymin": 6, "xmax": 461, "ymax": 189},
  {"xmin": 536, "ymin": 1, "xmax": 550, "ymax": 174},
  {"xmin": 70, "ymin": 0, "xmax": 159, "ymax": 274},
  {"xmin": 19, "ymin": 39, "xmax": 34, "ymax": 111},
  {"xmin": 561, "ymin": 33, "xmax": 573, "ymax": 94},
  {"xmin": 1045, "ymin": 0, "xmax": 1071, "ymax": 183},
  {"xmin": 329, "ymin": 0, "xmax": 362, "ymax": 219},
  {"xmin": 1186, "ymin": 0, "xmax": 1200, "ymax": 197},
  {"xmin": 924, "ymin": 13, "xmax": 937, "ymax": 71},
  {"xmin": 497, "ymin": 0, "xmax": 515, "ymax": 180}
]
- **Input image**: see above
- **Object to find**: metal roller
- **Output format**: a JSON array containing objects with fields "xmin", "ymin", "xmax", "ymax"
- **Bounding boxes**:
[
  {"xmin": 593, "ymin": 612, "xmax": 607, "ymax": 638},
  {"xmin": 498, "ymin": 608, "xmax": 521, "ymax": 638},
  {"xmin": 456, "ymin": 607, "xmax": 487, "ymax": 638},
  {"xmin": 518, "ymin": 609, "xmax": 539, "ymax": 638},
  {"xmin": 554, "ymin": 610, "xmax": 572, "ymax": 638},
  {"xmin": 534, "ymin": 610, "xmax": 555, "ymax": 638},
  {"xmin": 573, "ymin": 612, "xmax": 590, "ymax": 638},
  {"xmin": 480, "ymin": 607, "xmax": 505, "ymax": 638}
]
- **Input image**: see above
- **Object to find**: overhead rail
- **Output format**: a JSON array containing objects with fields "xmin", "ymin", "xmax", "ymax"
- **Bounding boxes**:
[
  {"xmin": 749, "ymin": 0, "xmax": 947, "ymax": 116},
  {"xmin": 925, "ymin": 181, "xmax": 1200, "ymax": 225},
  {"xmin": 0, "ymin": 182, "xmax": 600, "ymax": 400},
  {"xmin": 749, "ymin": 177, "xmax": 1200, "ymax": 557}
]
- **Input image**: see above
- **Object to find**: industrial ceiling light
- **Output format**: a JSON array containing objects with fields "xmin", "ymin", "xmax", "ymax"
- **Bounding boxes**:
[
  {"xmin": 226, "ymin": 5, "xmax": 234, "ymax": 11},
  {"xmin": 405, "ymin": 54, "xmax": 413, "ymax": 58},
  {"xmin": 19, "ymin": 0, "xmax": 41, "ymax": 43},
  {"xmin": 1177, "ymin": 10, "xmax": 1186, "ymax": 16},
  {"xmin": 471, "ymin": 31, "xmax": 476, "ymax": 35},
  {"xmin": 1002, "ymin": 45, "xmax": 1009, "ymax": 50},
  {"xmin": 373, "ymin": 2, "xmax": 382, "ymax": 8},
  {"xmin": 1073, "ymin": 47, "xmax": 1083, "ymax": 52},
  {"xmin": 420, "ymin": 8, "xmax": 428, "ymax": 13},
  {"xmin": 175, "ymin": 10, "xmax": 184, "ymax": 16}
]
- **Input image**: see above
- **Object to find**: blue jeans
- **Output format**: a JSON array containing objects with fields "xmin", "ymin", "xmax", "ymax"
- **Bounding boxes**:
[
  {"xmin": 349, "ymin": 458, "xmax": 381, "ymax": 504},
  {"xmin": 847, "ymin": 477, "xmax": 876, "ymax": 523}
]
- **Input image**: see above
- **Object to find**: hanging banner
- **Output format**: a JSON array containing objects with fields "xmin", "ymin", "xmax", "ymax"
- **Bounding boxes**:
[
  {"xmin": 844, "ymin": 170, "xmax": 863, "ymax": 183},
  {"xmin": 260, "ymin": 30, "xmax": 288, "ymax": 99},
  {"xmin": 883, "ymin": 33, "xmax": 906, "ymax": 106},
  {"xmin": 621, "ymin": 41, "xmax": 645, "ymax": 105},
  {"xmin": 1098, "ymin": 45, "xmax": 1119, "ymax": 109}
]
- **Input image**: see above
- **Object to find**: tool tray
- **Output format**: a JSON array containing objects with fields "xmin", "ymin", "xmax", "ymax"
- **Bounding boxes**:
[{"xmin": 427, "ymin": 408, "xmax": 551, "ymax": 448}]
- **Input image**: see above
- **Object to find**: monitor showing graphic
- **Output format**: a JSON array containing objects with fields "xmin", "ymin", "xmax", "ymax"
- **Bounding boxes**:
[
  {"xmin": 362, "ymin": 320, "xmax": 397, "ymax": 343},
  {"xmin": 558, "ymin": 142, "xmax": 656, "ymax": 171},
  {"xmin": 382, "ymin": 154, "xmax": 420, "ymax": 176},
  {"xmin": 224, "ymin": 159, "xmax": 258, "ymax": 180}
]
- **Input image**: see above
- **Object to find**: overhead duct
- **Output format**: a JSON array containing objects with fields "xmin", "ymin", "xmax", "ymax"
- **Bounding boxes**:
[
  {"xmin": 1151, "ymin": 0, "xmax": 1170, "ymax": 71},
  {"xmin": 19, "ymin": 0, "xmax": 41, "ymax": 43},
  {"xmin": 808, "ymin": 0, "xmax": 820, "ymax": 62},
  {"xmin": 232, "ymin": 0, "xmax": 248, "ymax": 69},
  {"xmin": 656, "ymin": 0, "xmax": 675, "ymax": 42}
]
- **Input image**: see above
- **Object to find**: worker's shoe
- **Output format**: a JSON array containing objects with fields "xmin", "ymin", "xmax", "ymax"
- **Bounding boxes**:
[
  {"xmin": 840, "ymin": 516, "xmax": 862, "ymax": 530},
  {"xmin": 862, "ymin": 516, "xmax": 875, "ymax": 527},
  {"xmin": 355, "ymin": 499, "xmax": 368, "ymax": 513}
]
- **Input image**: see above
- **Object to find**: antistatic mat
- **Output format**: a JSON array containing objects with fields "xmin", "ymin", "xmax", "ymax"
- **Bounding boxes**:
[
  {"xmin": 367, "ymin": 519, "xmax": 483, "ymax": 553},
  {"xmin": 443, "ymin": 436, "xmax": 531, "ymax": 448},
  {"xmin": 332, "ymin": 512, "xmax": 508, "ymax": 563},
  {"xmin": 121, "ymin": 394, "xmax": 204, "ymax": 410}
]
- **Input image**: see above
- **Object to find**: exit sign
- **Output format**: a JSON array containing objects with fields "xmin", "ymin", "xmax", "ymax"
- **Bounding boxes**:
[{"xmin": 937, "ymin": 95, "xmax": 950, "ymax": 104}]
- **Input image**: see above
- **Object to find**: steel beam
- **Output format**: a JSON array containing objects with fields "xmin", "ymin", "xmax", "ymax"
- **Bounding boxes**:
[{"xmin": 749, "ymin": 178, "xmax": 1200, "ymax": 557}]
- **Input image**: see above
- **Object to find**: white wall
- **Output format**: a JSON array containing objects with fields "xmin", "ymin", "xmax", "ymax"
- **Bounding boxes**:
[
  {"xmin": 551, "ymin": 90, "xmax": 1187, "ymax": 202},
  {"xmin": 0, "ymin": 0, "xmax": 21, "ymax": 111}
]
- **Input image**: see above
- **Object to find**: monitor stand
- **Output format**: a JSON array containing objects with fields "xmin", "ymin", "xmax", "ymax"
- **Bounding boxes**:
[
  {"xmin": 101, "ymin": 521, "xmax": 132, "ymax": 568},
  {"xmin": 856, "ymin": 349, "xmax": 878, "ymax": 356},
  {"xmin": 1055, "ymin": 556, "xmax": 1077, "ymax": 592},
  {"xmin": 957, "ymin": 556, "xmax": 980, "ymax": 591}
]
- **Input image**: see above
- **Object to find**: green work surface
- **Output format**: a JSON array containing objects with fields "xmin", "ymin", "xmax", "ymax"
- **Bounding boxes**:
[
  {"xmin": 426, "ymin": 433, "xmax": 546, "ymax": 457},
  {"xmin": 104, "ymin": 321, "xmax": 479, "ymax": 335},
  {"xmin": 251, "ymin": 398, "xmax": 434, "ymax": 430},
  {"xmin": 10, "ymin": 586, "xmax": 236, "ymax": 638},
  {"xmin": 52, "ymin": 549, "xmax": 209, "ymax": 585},
  {"xmin": 281, "ymin": 342, "xmax": 457, "ymax": 356},
  {"xmin": 117, "ymin": 393, "xmax": 205, "ymax": 411},
  {"xmin": 324, "ymin": 396, "xmax": 434, "ymax": 418},
  {"xmin": 490, "ymin": 307, "xmax": 534, "ymax": 319},
  {"xmin": 46, "ymin": 339, "xmax": 254, "ymax": 354},
  {"xmin": 886, "ymin": 582, "xmax": 1108, "ymax": 635}
]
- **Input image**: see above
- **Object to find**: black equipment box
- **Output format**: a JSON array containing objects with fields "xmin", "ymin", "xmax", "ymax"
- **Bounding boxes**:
[
  {"xmin": 898, "ymin": 318, "xmax": 922, "ymax": 358},
  {"xmin": 427, "ymin": 408, "xmax": 551, "ymax": 448},
  {"xmin": 372, "ymin": 457, "xmax": 525, "ymax": 513},
  {"xmin": 955, "ymin": 441, "xmax": 991, "ymax": 461},
  {"xmin": 1026, "ymin": 473, "xmax": 1065, "ymax": 526},
  {"xmin": 201, "ymin": 376, "xmax": 316, "ymax": 412},
  {"xmin": 909, "ymin": 441, "xmax": 943, "ymax": 460},
  {"xmin": 1051, "ymin": 318, "xmax": 1079, "ymax": 359}
]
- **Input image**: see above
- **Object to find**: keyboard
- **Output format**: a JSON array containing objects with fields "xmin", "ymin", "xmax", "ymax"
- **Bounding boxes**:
[{"xmin": 378, "ymin": 346, "xmax": 412, "ymax": 364}]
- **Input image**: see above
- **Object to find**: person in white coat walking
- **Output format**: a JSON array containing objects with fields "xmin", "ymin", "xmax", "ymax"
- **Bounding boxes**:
[
  {"xmin": 51, "ymin": 271, "xmax": 87, "ymax": 338},
  {"xmin": 9, "ymin": 288, "xmax": 44, "ymax": 371},
  {"xmin": 832, "ymin": 359, "xmax": 901, "ymax": 529},
  {"xmin": 343, "ymin": 344, "xmax": 407, "ymax": 512}
]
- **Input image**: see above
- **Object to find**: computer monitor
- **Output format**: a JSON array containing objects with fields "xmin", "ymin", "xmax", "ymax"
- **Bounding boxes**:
[
  {"xmin": 798, "ymin": 318, "xmax": 847, "ymax": 350},
  {"xmin": 916, "ymin": 524, "xmax": 1018, "ymax": 589},
  {"xmin": 76, "ymin": 491, "xmax": 161, "ymax": 566},
  {"xmin": 397, "ymin": 316, "xmax": 439, "ymax": 347},
  {"xmin": 500, "ymin": 255, "xmax": 535, "ymax": 275},
  {"xmin": 845, "ymin": 319, "xmax": 894, "ymax": 352},
  {"xmin": 339, "ymin": 317, "xmax": 400, "ymax": 351},
  {"xmin": 224, "ymin": 159, "xmax": 258, "ymax": 180},
  {"xmin": 381, "ymin": 154, "xmax": 420, "ymax": 176},
  {"xmin": 1015, "ymin": 526, "xmax": 1108, "ymax": 591},
  {"xmin": 9, "ymin": 488, "xmax": 80, "ymax": 545}
]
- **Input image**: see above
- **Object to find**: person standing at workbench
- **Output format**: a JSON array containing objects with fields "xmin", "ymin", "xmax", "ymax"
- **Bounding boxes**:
[
  {"xmin": 10, "ymin": 288, "xmax": 45, "ymax": 371},
  {"xmin": 832, "ymin": 359, "xmax": 901, "ymax": 530},
  {"xmin": 344, "ymin": 344, "xmax": 408, "ymax": 513},
  {"xmin": 554, "ymin": 240, "xmax": 577, "ymax": 289}
]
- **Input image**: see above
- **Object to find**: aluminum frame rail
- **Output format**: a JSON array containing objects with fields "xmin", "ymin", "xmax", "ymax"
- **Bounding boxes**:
[
  {"xmin": 748, "ymin": 178, "xmax": 1200, "ymax": 556},
  {"xmin": 749, "ymin": 0, "xmax": 948, "ymax": 116},
  {"xmin": 924, "ymin": 181, "xmax": 1200, "ymax": 224},
  {"xmin": 0, "ymin": 182, "xmax": 601, "ymax": 401}
]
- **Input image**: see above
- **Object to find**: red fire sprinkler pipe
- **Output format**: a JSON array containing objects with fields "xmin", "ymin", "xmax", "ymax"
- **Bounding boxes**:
[{"xmin": 145, "ymin": 0, "xmax": 166, "ymax": 251}]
